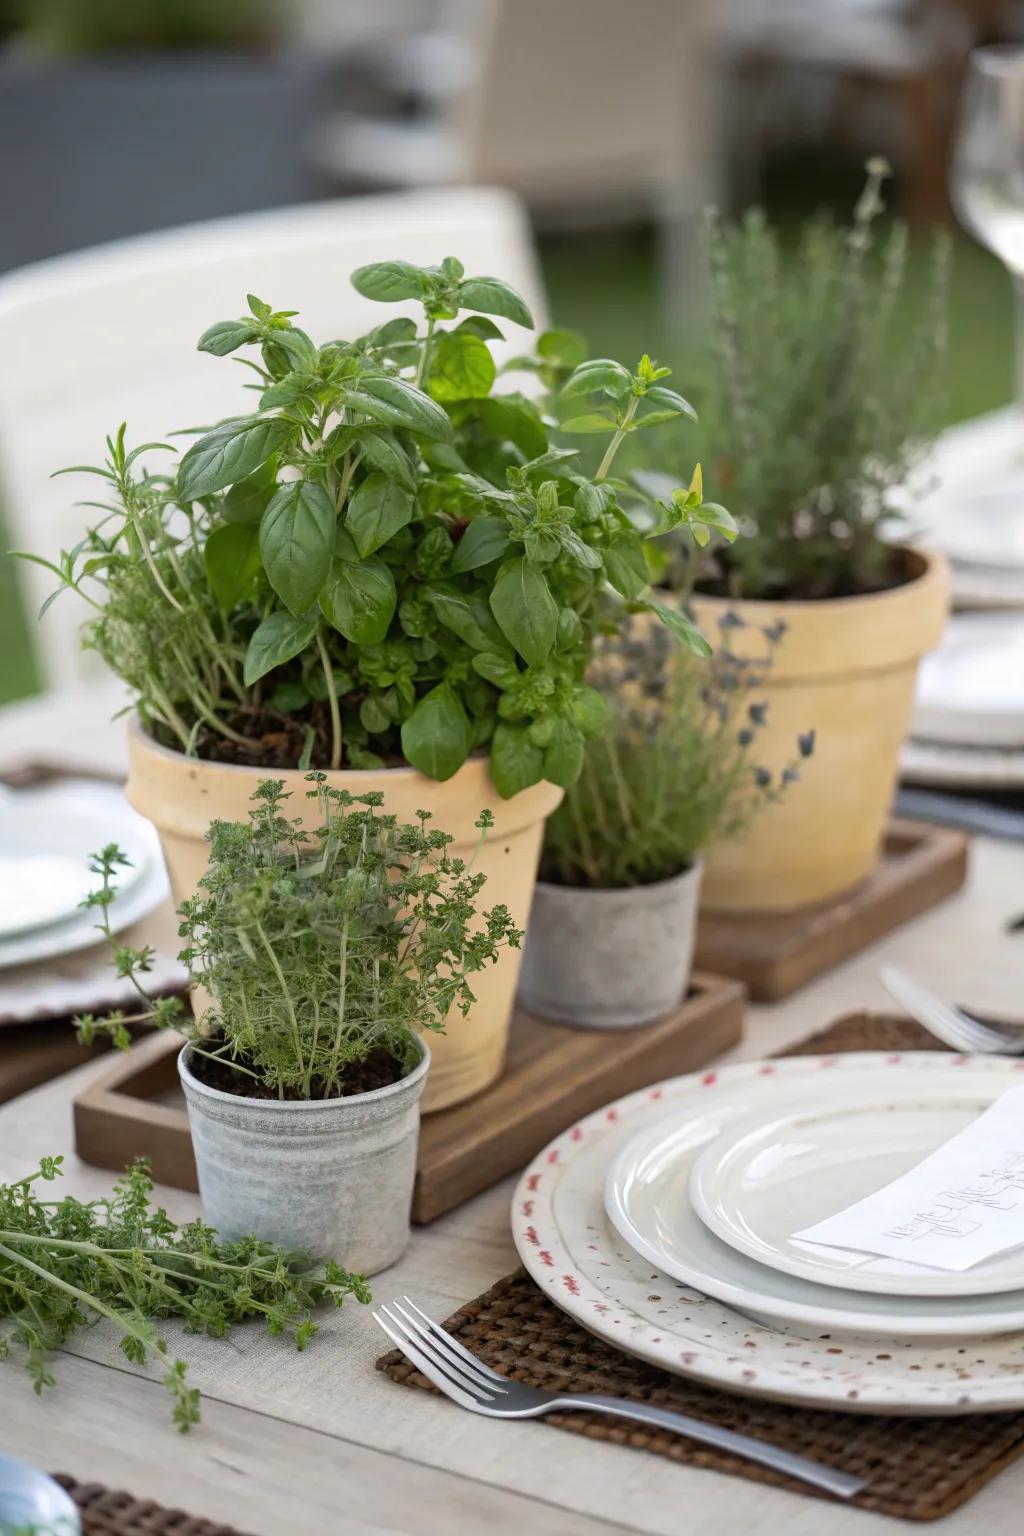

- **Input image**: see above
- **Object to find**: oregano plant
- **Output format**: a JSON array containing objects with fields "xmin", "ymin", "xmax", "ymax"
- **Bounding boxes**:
[{"xmin": 22, "ymin": 257, "xmax": 734, "ymax": 794}]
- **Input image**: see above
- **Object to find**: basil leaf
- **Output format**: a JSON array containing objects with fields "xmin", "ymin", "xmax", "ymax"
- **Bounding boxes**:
[
  {"xmin": 428, "ymin": 330, "xmax": 496, "ymax": 401},
  {"xmin": 536, "ymin": 329, "xmax": 587, "ymax": 368},
  {"xmin": 648, "ymin": 599, "xmax": 713, "ymax": 658},
  {"xmin": 355, "ymin": 428, "xmax": 416, "ymax": 492},
  {"xmin": 259, "ymin": 479, "xmax": 336, "ymax": 616},
  {"xmin": 197, "ymin": 319, "xmax": 259, "ymax": 357},
  {"xmin": 569, "ymin": 685, "xmax": 609, "ymax": 739},
  {"xmin": 204, "ymin": 522, "xmax": 262, "ymax": 610},
  {"xmin": 560, "ymin": 359, "xmax": 632, "ymax": 400},
  {"xmin": 457, "ymin": 315, "xmax": 504, "ymax": 341},
  {"xmin": 345, "ymin": 472, "xmax": 414, "ymax": 558},
  {"xmin": 559, "ymin": 413, "xmax": 617, "ymax": 435},
  {"xmin": 471, "ymin": 395, "xmax": 547, "ymax": 459},
  {"xmin": 272, "ymin": 327, "xmax": 317, "ymax": 372},
  {"xmin": 347, "ymin": 375, "xmax": 454, "ymax": 442},
  {"xmin": 243, "ymin": 610, "xmax": 317, "ymax": 685},
  {"xmin": 489, "ymin": 557, "xmax": 557, "ymax": 667},
  {"xmin": 319, "ymin": 556, "xmax": 396, "ymax": 644},
  {"xmin": 644, "ymin": 385, "xmax": 697, "ymax": 420},
  {"xmin": 427, "ymin": 587, "xmax": 508, "ymax": 652},
  {"xmin": 178, "ymin": 416, "xmax": 295, "ymax": 500},
  {"xmin": 472, "ymin": 651, "xmax": 521, "ymax": 691},
  {"xmin": 451, "ymin": 516, "xmax": 512, "ymax": 573},
  {"xmin": 602, "ymin": 533, "xmax": 649, "ymax": 600},
  {"xmin": 220, "ymin": 459, "xmax": 278, "ymax": 524},
  {"xmin": 542, "ymin": 718, "xmax": 585, "ymax": 789},
  {"xmin": 350, "ymin": 260, "xmax": 430, "ymax": 302},
  {"xmin": 458, "ymin": 276, "xmax": 534, "ymax": 330},
  {"xmin": 400, "ymin": 681, "xmax": 473, "ymax": 781},
  {"xmin": 490, "ymin": 721, "xmax": 544, "ymax": 798}
]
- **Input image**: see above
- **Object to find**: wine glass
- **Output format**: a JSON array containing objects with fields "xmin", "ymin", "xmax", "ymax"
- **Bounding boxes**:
[{"xmin": 951, "ymin": 45, "xmax": 1024, "ymax": 409}]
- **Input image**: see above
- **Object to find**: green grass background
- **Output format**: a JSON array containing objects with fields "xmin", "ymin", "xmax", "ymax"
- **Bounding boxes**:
[{"xmin": 1, "ymin": 217, "xmax": 1013, "ymax": 709}]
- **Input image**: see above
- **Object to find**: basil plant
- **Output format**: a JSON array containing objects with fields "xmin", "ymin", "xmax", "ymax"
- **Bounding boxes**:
[{"xmin": 28, "ymin": 256, "xmax": 733, "ymax": 796}]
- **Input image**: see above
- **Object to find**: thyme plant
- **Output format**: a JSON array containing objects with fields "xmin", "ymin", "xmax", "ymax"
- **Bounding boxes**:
[
  {"xmin": 690, "ymin": 159, "xmax": 949, "ymax": 600},
  {"xmin": 20, "ymin": 258, "xmax": 730, "ymax": 792},
  {"xmin": 79, "ymin": 776, "xmax": 520, "ymax": 1099},
  {"xmin": 541, "ymin": 616, "xmax": 814, "ymax": 890},
  {"xmin": 0, "ymin": 1157, "xmax": 369, "ymax": 1431}
]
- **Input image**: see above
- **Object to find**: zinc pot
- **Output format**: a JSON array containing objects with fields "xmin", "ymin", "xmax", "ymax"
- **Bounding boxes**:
[
  {"xmin": 517, "ymin": 861, "xmax": 703, "ymax": 1028},
  {"xmin": 177, "ymin": 1036, "xmax": 429, "ymax": 1276},
  {"xmin": 687, "ymin": 548, "xmax": 949, "ymax": 913},
  {"xmin": 126, "ymin": 719, "xmax": 562, "ymax": 1112}
]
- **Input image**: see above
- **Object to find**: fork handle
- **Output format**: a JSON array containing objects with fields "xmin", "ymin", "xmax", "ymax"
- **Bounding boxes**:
[{"xmin": 551, "ymin": 1394, "xmax": 865, "ymax": 1500}]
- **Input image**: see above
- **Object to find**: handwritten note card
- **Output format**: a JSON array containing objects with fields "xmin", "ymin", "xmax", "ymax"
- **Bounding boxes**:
[{"xmin": 794, "ymin": 1084, "xmax": 1024, "ymax": 1273}]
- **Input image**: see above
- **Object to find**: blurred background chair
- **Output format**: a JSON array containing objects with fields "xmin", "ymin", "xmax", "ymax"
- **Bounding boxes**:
[
  {"xmin": 0, "ymin": 187, "xmax": 546, "ymax": 691},
  {"xmin": 309, "ymin": 0, "xmax": 718, "ymax": 327}
]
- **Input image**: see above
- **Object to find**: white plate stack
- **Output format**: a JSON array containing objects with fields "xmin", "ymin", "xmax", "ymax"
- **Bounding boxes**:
[
  {"xmin": 0, "ymin": 778, "xmax": 180, "ymax": 1022},
  {"xmin": 513, "ymin": 1053, "xmax": 1024, "ymax": 1415},
  {"xmin": 903, "ymin": 612, "xmax": 1024, "ymax": 789}
]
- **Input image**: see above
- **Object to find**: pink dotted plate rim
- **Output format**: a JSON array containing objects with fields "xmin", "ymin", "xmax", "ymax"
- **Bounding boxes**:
[{"xmin": 511, "ymin": 1050, "xmax": 1024, "ymax": 1415}]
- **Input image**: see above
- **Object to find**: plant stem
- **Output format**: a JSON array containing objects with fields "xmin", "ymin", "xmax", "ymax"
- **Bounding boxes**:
[
  {"xmin": 316, "ymin": 627, "xmax": 342, "ymax": 770},
  {"xmin": 415, "ymin": 316, "xmax": 436, "ymax": 388},
  {"xmin": 595, "ymin": 395, "xmax": 639, "ymax": 482}
]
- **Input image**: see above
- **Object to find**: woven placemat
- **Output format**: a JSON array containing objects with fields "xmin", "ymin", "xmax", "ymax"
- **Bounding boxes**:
[
  {"xmin": 378, "ymin": 1012, "xmax": 1024, "ymax": 1521},
  {"xmin": 51, "ymin": 1475, "xmax": 253, "ymax": 1535}
]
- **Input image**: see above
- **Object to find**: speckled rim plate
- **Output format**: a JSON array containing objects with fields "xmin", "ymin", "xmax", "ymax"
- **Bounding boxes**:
[{"xmin": 512, "ymin": 1052, "xmax": 1024, "ymax": 1415}]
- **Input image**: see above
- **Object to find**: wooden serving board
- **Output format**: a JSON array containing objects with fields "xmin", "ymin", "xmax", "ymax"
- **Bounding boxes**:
[
  {"xmin": 73, "ymin": 971, "xmax": 745, "ymax": 1223},
  {"xmin": 694, "ymin": 818, "xmax": 969, "ymax": 1003}
]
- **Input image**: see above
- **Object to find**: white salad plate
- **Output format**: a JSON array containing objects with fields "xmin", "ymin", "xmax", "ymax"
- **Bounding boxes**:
[
  {"xmin": 0, "ymin": 781, "xmax": 167, "ymax": 970},
  {"xmin": 689, "ymin": 1075, "xmax": 1024, "ymax": 1299},
  {"xmin": 912, "ymin": 613, "xmax": 1024, "ymax": 749},
  {"xmin": 513, "ymin": 1052, "xmax": 1024, "ymax": 1413}
]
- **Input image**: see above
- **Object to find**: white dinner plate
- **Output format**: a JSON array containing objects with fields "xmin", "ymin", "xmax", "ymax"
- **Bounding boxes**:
[
  {"xmin": 901, "ymin": 735, "xmax": 1024, "ymax": 789},
  {"xmin": 689, "ymin": 1078, "xmax": 1024, "ymax": 1298},
  {"xmin": 606, "ymin": 1070, "xmax": 1024, "ymax": 1334},
  {"xmin": 0, "ymin": 802, "xmax": 145, "ymax": 940},
  {"xmin": 513, "ymin": 1052, "xmax": 1024, "ymax": 1414},
  {"xmin": 912, "ymin": 613, "xmax": 1024, "ymax": 748},
  {"xmin": 0, "ymin": 781, "xmax": 168, "ymax": 971}
]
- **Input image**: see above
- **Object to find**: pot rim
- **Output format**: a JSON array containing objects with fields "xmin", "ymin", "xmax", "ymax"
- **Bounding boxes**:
[
  {"xmin": 533, "ymin": 858, "xmax": 703, "ymax": 902},
  {"xmin": 689, "ymin": 544, "xmax": 940, "ymax": 616},
  {"xmin": 127, "ymin": 713, "xmax": 487, "ymax": 785},
  {"xmin": 177, "ymin": 1031, "xmax": 431, "ymax": 1113}
]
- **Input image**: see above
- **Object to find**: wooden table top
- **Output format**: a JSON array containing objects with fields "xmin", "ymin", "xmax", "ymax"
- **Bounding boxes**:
[{"xmin": 0, "ymin": 679, "xmax": 1021, "ymax": 1536}]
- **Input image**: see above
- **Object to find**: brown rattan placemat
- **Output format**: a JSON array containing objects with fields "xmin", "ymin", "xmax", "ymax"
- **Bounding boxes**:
[
  {"xmin": 378, "ymin": 1012, "xmax": 1024, "ymax": 1521},
  {"xmin": 51, "ymin": 1475, "xmax": 253, "ymax": 1535}
]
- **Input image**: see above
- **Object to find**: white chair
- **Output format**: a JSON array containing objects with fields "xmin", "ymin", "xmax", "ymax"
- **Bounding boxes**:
[
  {"xmin": 311, "ymin": 0, "xmax": 718, "ymax": 319},
  {"xmin": 0, "ymin": 187, "xmax": 547, "ymax": 691}
]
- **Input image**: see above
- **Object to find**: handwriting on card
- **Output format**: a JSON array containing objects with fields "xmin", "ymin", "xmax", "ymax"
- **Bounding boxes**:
[{"xmin": 794, "ymin": 1083, "xmax": 1024, "ymax": 1274}]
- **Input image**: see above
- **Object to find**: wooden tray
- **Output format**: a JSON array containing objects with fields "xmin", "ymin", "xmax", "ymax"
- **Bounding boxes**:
[
  {"xmin": 73, "ymin": 971, "xmax": 745, "ymax": 1223},
  {"xmin": 694, "ymin": 818, "xmax": 969, "ymax": 1002}
]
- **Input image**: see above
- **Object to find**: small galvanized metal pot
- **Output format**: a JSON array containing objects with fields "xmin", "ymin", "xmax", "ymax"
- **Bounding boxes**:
[
  {"xmin": 517, "ymin": 861, "xmax": 703, "ymax": 1029},
  {"xmin": 177, "ymin": 1036, "xmax": 430, "ymax": 1276}
]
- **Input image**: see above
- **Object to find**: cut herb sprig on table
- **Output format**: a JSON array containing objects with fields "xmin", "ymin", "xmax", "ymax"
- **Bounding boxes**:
[
  {"xmin": 18, "ymin": 256, "xmax": 732, "ymax": 789},
  {"xmin": 0, "ymin": 1157, "xmax": 369, "ymax": 1430}
]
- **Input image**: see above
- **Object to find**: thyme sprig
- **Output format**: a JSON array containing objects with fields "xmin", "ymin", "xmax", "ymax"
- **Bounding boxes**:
[{"xmin": 0, "ymin": 1158, "xmax": 370, "ymax": 1430}]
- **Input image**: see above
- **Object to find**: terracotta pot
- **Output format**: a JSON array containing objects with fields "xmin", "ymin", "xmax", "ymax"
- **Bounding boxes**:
[
  {"xmin": 125, "ymin": 720, "xmax": 562, "ymax": 1111},
  {"xmin": 687, "ymin": 549, "xmax": 949, "ymax": 913}
]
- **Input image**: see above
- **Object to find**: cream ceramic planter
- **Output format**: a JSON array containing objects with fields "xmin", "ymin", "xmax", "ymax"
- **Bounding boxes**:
[
  {"xmin": 687, "ymin": 549, "xmax": 949, "ymax": 912},
  {"xmin": 178, "ymin": 1036, "xmax": 429, "ymax": 1275},
  {"xmin": 126, "ymin": 721, "xmax": 562, "ymax": 1111},
  {"xmin": 518, "ymin": 862, "xmax": 703, "ymax": 1028}
]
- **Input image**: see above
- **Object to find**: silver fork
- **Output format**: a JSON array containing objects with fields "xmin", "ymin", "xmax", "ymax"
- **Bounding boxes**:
[
  {"xmin": 881, "ymin": 966, "xmax": 1024, "ymax": 1056},
  {"xmin": 374, "ymin": 1296, "xmax": 865, "ymax": 1500}
]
